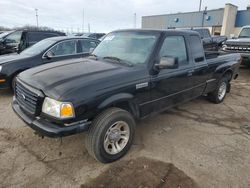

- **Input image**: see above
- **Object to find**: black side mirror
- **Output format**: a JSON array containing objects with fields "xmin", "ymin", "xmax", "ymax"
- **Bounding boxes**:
[{"xmin": 155, "ymin": 56, "xmax": 178, "ymax": 69}]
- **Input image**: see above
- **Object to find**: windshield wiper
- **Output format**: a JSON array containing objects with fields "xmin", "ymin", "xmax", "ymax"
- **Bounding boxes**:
[{"xmin": 103, "ymin": 56, "xmax": 133, "ymax": 67}]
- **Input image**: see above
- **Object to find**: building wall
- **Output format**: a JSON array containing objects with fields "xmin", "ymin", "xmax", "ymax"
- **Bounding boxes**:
[
  {"xmin": 142, "ymin": 9, "xmax": 224, "ymax": 29},
  {"xmin": 233, "ymin": 27, "xmax": 242, "ymax": 36},
  {"xmin": 221, "ymin": 4, "xmax": 238, "ymax": 36},
  {"xmin": 142, "ymin": 4, "xmax": 250, "ymax": 36},
  {"xmin": 235, "ymin": 10, "xmax": 250, "ymax": 27}
]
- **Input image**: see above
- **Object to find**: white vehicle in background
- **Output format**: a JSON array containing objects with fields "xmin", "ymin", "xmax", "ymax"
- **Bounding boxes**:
[{"xmin": 221, "ymin": 25, "xmax": 250, "ymax": 67}]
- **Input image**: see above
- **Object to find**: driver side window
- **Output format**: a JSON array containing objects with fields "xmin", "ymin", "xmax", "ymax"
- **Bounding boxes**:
[
  {"xmin": 48, "ymin": 40, "xmax": 77, "ymax": 57},
  {"xmin": 159, "ymin": 36, "xmax": 188, "ymax": 66}
]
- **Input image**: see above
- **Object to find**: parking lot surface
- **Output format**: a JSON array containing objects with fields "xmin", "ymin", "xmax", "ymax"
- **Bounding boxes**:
[{"xmin": 0, "ymin": 68, "xmax": 250, "ymax": 188}]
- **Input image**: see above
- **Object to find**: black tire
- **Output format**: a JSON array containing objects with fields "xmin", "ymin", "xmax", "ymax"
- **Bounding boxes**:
[
  {"xmin": 11, "ymin": 75, "xmax": 17, "ymax": 92},
  {"xmin": 85, "ymin": 107, "xmax": 136, "ymax": 163},
  {"xmin": 208, "ymin": 77, "xmax": 228, "ymax": 104}
]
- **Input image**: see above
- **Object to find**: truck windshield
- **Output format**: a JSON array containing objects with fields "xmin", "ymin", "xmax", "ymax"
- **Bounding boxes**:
[
  {"xmin": 92, "ymin": 31, "xmax": 158, "ymax": 65},
  {"xmin": 239, "ymin": 28, "xmax": 250, "ymax": 38},
  {"xmin": 21, "ymin": 39, "xmax": 55, "ymax": 56}
]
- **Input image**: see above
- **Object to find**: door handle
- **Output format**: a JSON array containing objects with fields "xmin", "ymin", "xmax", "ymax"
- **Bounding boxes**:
[{"xmin": 187, "ymin": 70, "xmax": 194, "ymax": 76}]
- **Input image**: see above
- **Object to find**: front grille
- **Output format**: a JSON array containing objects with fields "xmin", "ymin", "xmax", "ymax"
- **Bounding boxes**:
[
  {"xmin": 225, "ymin": 44, "xmax": 250, "ymax": 52},
  {"xmin": 15, "ymin": 81, "xmax": 40, "ymax": 115}
]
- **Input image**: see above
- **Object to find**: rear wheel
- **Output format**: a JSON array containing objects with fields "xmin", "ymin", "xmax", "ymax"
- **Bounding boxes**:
[
  {"xmin": 208, "ymin": 77, "xmax": 228, "ymax": 104},
  {"xmin": 85, "ymin": 107, "xmax": 136, "ymax": 163}
]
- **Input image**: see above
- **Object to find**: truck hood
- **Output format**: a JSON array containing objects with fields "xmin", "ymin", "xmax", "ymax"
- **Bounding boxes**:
[
  {"xmin": 18, "ymin": 58, "xmax": 137, "ymax": 100},
  {"xmin": 225, "ymin": 38, "xmax": 250, "ymax": 45},
  {"xmin": 0, "ymin": 53, "xmax": 31, "ymax": 65}
]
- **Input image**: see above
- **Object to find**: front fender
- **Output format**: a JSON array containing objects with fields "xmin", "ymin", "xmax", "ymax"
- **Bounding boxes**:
[{"xmin": 98, "ymin": 93, "xmax": 134, "ymax": 109}]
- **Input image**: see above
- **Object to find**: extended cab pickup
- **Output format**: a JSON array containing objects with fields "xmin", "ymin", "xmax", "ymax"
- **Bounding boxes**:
[{"xmin": 12, "ymin": 29, "xmax": 241, "ymax": 163}]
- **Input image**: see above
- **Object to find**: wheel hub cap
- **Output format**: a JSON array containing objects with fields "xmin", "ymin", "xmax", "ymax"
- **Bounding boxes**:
[
  {"xmin": 218, "ymin": 82, "xmax": 227, "ymax": 101},
  {"xmin": 104, "ymin": 121, "xmax": 130, "ymax": 155}
]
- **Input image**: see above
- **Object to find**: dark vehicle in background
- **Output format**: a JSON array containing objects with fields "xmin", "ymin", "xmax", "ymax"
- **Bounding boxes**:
[
  {"xmin": 76, "ymin": 33, "xmax": 106, "ymax": 39},
  {"xmin": 221, "ymin": 26, "xmax": 250, "ymax": 67},
  {"xmin": 0, "ymin": 36, "xmax": 99, "ymax": 90},
  {"xmin": 12, "ymin": 29, "xmax": 241, "ymax": 163},
  {"xmin": 0, "ymin": 30, "xmax": 66, "ymax": 55},
  {"xmin": 192, "ymin": 28, "xmax": 227, "ymax": 51}
]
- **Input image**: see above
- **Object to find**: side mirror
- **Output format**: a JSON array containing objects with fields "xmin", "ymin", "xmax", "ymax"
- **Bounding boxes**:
[
  {"xmin": 44, "ymin": 51, "xmax": 54, "ymax": 59},
  {"xmin": 155, "ymin": 56, "xmax": 178, "ymax": 69},
  {"xmin": 89, "ymin": 47, "xmax": 94, "ymax": 53}
]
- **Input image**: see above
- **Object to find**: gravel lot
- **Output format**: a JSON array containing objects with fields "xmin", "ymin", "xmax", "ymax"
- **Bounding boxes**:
[{"xmin": 0, "ymin": 68, "xmax": 250, "ymax": 188}]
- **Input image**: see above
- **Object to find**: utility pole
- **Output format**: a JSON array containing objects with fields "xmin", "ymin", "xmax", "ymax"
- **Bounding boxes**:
[
  {"xmin": 88, "ymin": 23, "xmax": 90, "ymax": 33},
  {"xmin": 35, "ymin": 8, "xmax": 39, "ymax": 27},
  {"xmin": 202, "ymin": 6, "xmax": 207, "ymax": 27},
  {"xmin": 134, "ymin": 13, "xmax": 137, "ymax": 28},
  {"xmin": 82, "ymin": 8, "xmax": 84, "ymax": 33},
  {"xmin": 199, "ymin": 0, "xmax": 202, "ymax": 11}
]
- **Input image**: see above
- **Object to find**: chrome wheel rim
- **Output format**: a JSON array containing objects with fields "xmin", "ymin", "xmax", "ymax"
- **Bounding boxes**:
[
  {"xmin": 104, "ymin": 121, "xmax": 130, "ymax": 155},
  {"xmin": 218, "ymin": 82, "xmax": 227, "ymax": 101}
]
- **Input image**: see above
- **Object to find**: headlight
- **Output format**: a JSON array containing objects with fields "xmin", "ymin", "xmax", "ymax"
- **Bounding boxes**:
[
  {"xmin": 42, "ymin": 97, "xmax": 75, "ymax": 119},
  {"xmin": 0, "ymin": 66, "xmax": 2, "ymax": 72},
  {"xmin": 222, "ymin": 44, "xmax": 227, "ymax": 50}
]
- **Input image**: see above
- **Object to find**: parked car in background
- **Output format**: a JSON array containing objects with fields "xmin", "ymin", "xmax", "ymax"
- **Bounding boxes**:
[
  {"xmin": 0, "ymin": 36, "xmax": 99, "ymax": 90},
  {"xmin": 76, "ymin": 33, "xmax": 106, "ymax": 40},
  {"xmin": 221, "ymin": 26, "xmax": 250, "ymax": 67},
  {"xmin": 191, "ymin": 28, "xmax": 227, "ymax": 52},
  {"xmin": 0, "ymin": 30, "xmax": 66, "ymax": 55},
  {"xmin": 0, "ymin": 31, "xmax": 13, "ymax": 38},
  {"xmin": 12, "ymin": 29, "xmax": 241, "ymax": 163}
]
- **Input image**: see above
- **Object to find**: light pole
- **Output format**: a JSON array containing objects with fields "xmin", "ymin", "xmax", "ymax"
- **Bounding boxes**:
[
  {"xmin": 82, "ymin": 8, "xmax": 84, "ymax": 33},
  {"xmin": 134, "ymin": 13, "xmax": 137, "ymax": 28},
  {"xmin": 202, "ymin": 6, "xmax": 207, "ymax": 27},
  {"xmin": 35, "ymin": 8, "xmax": 39, "ymax": 27},
  {"xmin": 199, "ymin": 0, "xmax": 202, "ymax": 11}
]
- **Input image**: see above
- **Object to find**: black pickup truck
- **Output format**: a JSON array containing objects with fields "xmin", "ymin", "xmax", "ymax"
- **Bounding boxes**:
[
  {"xmin": 12, "ymin": 29, "xmax": 241, "ymax": 163},
  {"xmin": 192, "ymin": 28, "xmax": 227, "ymax": 52}
]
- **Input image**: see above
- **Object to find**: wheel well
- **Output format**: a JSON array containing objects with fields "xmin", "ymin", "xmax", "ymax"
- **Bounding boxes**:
[
  {"xmin": 111, "ymin": 101, "xmax": 139, "ymax": 119},
  {"xmin": 223, "ymin": 70, "xmax": 233, "ymax": 81}
]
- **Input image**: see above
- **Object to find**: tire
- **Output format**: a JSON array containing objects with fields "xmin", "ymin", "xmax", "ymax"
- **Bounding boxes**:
[
  {"xmin": 11, "ymin": 75, "xmax": 17, "ymax": 92},
  {"xmin": 208, "ymin": 77, "xmax": 228, "ymax": 104},
  {"xmin": 85, "ymin": 107, "xmax": 136, "ymax": 163}
]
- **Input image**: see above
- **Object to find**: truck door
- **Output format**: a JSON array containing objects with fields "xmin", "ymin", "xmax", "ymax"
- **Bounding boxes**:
[
  {"xmin": 149, "ymin": 35, "xmax": 196, "ymax": 113},
  {"xmin": 188, "ymin": 35, "xmax": 209, "ymax": 97}
]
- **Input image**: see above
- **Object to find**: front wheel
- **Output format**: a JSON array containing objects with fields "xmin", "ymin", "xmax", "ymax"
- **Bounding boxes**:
[
  {"xmin": 208, "ymin": 77, "xmax": 228, "ymax": 104},
  {"xmin": 85, "ymin": 108, "xmax": 136, "ymax": 163}
]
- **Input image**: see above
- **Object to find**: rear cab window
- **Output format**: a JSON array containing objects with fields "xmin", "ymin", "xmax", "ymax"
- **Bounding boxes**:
[{"xmin": 189, "ymin": 35, "xmax": 205, "ymax": 63}]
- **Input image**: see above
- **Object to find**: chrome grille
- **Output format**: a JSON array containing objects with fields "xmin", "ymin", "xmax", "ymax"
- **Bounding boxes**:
[
  {"xmin": 15, "ymin": 81, "xmax": 39, "ymax": 115},
  {"xmin": 225, "ymin": 44, "xmax": 250, "ymax": 52}
]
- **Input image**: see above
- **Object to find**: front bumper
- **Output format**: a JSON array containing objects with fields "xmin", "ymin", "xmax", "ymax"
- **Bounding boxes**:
[{"xmin": 12, "ymin": 98, "xmax": 91, "ymax": 138}]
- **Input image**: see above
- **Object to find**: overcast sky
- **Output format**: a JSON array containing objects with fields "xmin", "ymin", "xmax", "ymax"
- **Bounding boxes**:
[{"xmin": 0, "ymin": 0, "xmax": 249, "ymax": 33}]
